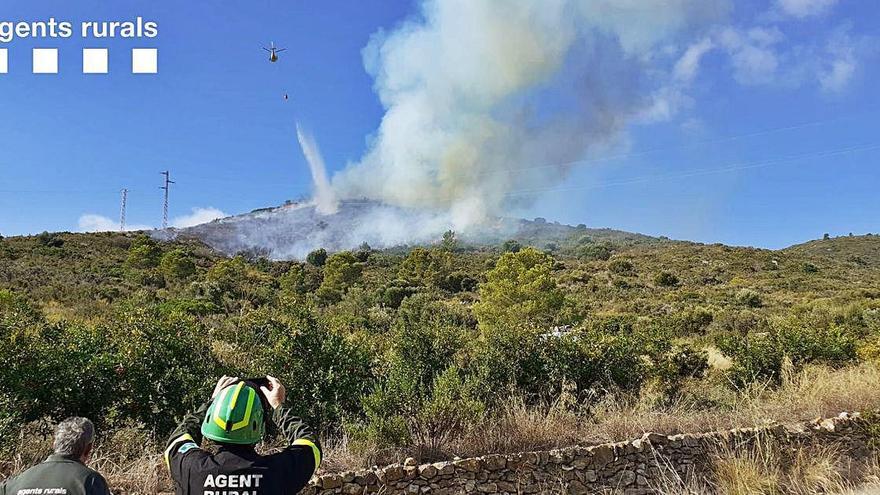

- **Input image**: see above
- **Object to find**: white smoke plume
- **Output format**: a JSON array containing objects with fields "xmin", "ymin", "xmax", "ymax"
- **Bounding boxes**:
[
  {"xmin": 329, "ymin": 0, "xmax": 730, "ymax": 225},
  {"xmin": 77, "ymin": 207, "xmax": 227, "ymax": 233},
  {"xmin": 296, "ymin": 124, "xmax": 339, "ymax": 215}
]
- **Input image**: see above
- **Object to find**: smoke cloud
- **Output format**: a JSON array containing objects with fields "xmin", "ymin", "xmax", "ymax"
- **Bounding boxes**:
[
  {"xmin": 77, "ymin": 207, "xmax": 227, "ymax": 233},
  {"xmin": 329, "ymin": 0, "xmax": 730, "ymax": 225},
  {"xmin": 296, "ymin": 124, "xmax": 339, "ymax": 215}
]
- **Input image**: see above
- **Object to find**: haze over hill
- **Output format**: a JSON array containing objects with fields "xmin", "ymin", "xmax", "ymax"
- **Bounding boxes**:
[{"xmin": 166, "ymin": 199, "xmax": 659, "ymax": 260}]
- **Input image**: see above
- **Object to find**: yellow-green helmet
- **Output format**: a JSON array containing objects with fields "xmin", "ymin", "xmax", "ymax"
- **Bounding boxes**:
[{"xmin": 201, "ymin": 381, "xmax": 265, "ymax": 444}]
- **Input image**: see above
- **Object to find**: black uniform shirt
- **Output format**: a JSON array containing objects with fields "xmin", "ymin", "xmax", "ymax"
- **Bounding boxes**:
[
  {"xmin": 0, "ymin": 454, "xmax": 111, "ymax": 495},
  {"xmin": 165, "ymin": 402, "xmax": 321, "ymax": 495},
  {"xmin": 169, "ymin": 444, "xmax": 317, "ymax": 495}
]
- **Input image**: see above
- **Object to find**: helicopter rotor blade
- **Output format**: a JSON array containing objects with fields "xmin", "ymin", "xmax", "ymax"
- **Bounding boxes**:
[
  {"xmin": 276, "ymin": 48, "xmax": 287, "ymax": 53},
  {"xmin": 262, "ymin": 47, "xmax": 271, "ymax": 52}
]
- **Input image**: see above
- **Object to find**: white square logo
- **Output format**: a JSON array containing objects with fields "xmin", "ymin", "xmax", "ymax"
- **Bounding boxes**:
[
  {"xmin": 82, "ymin": 48, "xmax": 108, "ymax": 74},
  {"xmin": 132, "ymin": 48, "xmax": 157, "ymax": 74},
  {"xmin": 0, "ymin": 49, "xmax": 7, "ymax": 74},
  {"xmin": 33, "ymin": 48, "xmax": 58, "ymax": 74}
]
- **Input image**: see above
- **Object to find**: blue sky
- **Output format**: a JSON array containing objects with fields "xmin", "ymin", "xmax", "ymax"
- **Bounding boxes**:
[{"xmin": 0, "ymin": 0, "xmax": 877, "ymax": 248}]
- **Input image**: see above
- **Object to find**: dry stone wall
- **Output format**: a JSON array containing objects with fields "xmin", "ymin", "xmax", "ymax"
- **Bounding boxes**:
[{"xmin": 303, "ymin": 412, "xmax": 875, "ymax": 495}]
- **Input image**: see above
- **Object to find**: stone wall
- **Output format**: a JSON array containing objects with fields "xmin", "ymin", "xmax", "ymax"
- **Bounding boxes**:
[{"xmin": 303, "ymin": 412, "xmax": 875, "ymax": 495}]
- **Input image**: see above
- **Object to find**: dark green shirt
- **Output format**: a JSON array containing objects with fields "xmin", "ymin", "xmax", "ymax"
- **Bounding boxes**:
[{"xmin": 0, "ymin": 454, "xmax": 111, "ymax": 495}]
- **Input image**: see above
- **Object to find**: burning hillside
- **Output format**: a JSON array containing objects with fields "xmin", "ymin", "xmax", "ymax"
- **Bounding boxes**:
[{"xmin": 169, "ymin": 199, "xmax": 655, "ymax": 260}]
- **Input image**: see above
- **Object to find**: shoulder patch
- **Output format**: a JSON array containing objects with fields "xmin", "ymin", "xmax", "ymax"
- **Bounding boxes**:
[{"xmin": 177, "ymin": 441, "xmax": 200, "ymax": 455}]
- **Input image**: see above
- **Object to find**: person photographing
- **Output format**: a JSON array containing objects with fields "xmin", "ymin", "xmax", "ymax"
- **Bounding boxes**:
[{"xmin": 165, "ymin": 375, "xmax": 321, "ymax": 495}]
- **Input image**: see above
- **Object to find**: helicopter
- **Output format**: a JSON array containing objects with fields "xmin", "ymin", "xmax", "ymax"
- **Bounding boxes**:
[{"xmin": 263, "ymin": 42, "xmax": 286, "ymax": 62}]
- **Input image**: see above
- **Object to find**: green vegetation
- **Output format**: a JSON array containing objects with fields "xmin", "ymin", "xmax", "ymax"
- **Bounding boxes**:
[{"xmin": 1, "ymin": 230, "xmax": 879, "ymax": 465}]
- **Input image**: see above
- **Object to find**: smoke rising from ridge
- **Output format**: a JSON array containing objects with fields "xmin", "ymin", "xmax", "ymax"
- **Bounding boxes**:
[
  {"xmin": 330, "ymin": 0, "xmax": 729, "ymax": 226},
  {"xmin": 297, "ymin": 124, "xmax": 339, "ymax": 215}
]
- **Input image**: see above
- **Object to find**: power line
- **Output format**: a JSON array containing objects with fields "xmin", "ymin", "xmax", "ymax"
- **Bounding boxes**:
[
  {"xmin": 119, "ymin": 188, "xmax": 128, "ymax": 232},
  {"xmin": 160, "ymin": 171, "xmax": 175, "ymax": 229}
]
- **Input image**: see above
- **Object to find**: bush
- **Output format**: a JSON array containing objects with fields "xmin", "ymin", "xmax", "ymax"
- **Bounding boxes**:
[
  {"xmin": 306, "ymin": 248, "xmax": 328, "ymax": 267},
  {"xmin": 102, "ymin": 309, "xmax": 220, "ymax": 433},
  {"xmin": 716, "ymin": 333, "xmax": 784, "ymax": 386},
  {"xmin": 441, "ymin": 230, "xmax": 458, "ymax": 252},
  {"xmin": 379, "ymin": 280, "xmax": 419, "ymax": 309},
  {"xmin": 410, "ymin": 366, "xmax": 484, "ymax": 455},
  {"xmin": 608, "ymin": 259, "xmax": 635, "ymax": 276},
  {"xmin": 126, "ymin": 235, "xmax": 161, "ymax": 269},
  {"xmin": 205, "ymin": 256, "xmax": 277, "ymax": 308},
  {"xmin": 159, "ymin": 248, "xmax": 196, "ymax": 281},
  {"xmin": 355, "ymin": 242, "xmax": 372, "ymax": 262},
  {"xmin": 227, "ymin": 307, "xmax": 374, "ymax": 428},
  {"xmin": 579, "ymin": 243, "xmax": 612, "ymax": 261},
  {"xmin": 717, "ymin": 315, "xmax": 858, "ymax": 387},
  {"xmin": 501, "ymin": 240, "xmax": 522, "ymax": 253},
  {"xmin": 654, "ymin": 271, "xmax": 680, "ymax": 287},
  {"xmin": 157, "ymin": 298, "xmax": 220, "ymax": 317},
  {"xmin": 279, "ymin": 263, "xmax": 322, "ymax": 295},
  {"xmin": 37, "ymin": 231, "xmax": 64, "ymax": 248},
  {"xmin": 665, "ymin": 307, "xmax": 714, "ymax": 336},
  {"xmin": 441, "ymin": 271, "xmax": 477, "ymax": 293},
  {"xmin": 317, "ymin": 252, "xmax": 362, "ymax": 304},
  {"xmin": 473, "ymin": 248, "xmax": 564, "ymax": 332},
  {"xmin": 735, "ymin": 289, "xmax": 763, "ymax": 308},
  {"xmin": 398, "ymin": 248, "xmax": 452, "ymax": 289}
]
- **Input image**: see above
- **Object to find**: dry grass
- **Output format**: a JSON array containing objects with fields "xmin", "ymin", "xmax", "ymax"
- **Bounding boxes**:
[
  {"xmin": 439, "ymin": 363, "xmax": 880, "ymax": 462},
  {"xmin": 3, "ymin": 363, "xmax": 880, "ymax": 492},
  {"xmin": 654, "ymin": 438, "xmax": 880, "ymax": 495}
]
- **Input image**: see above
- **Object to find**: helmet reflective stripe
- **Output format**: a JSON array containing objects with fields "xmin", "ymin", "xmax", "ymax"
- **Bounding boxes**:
[
  {"xmin": 201, "ymin": 381, "xmax": 265, "ymax": 444},
  {"xmin": 213, "ymin": 384, "xmax": 257, "ymax": 432}
]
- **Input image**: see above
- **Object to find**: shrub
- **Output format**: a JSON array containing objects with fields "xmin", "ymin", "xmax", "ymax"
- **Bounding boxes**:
[
  {"xmin": 654, "ymin": 271, "xmax": 680, "ymax": 287},
  {"xmin": 473, "ymin": 248, "xmax": 564, "ymax": 332},
  {"xmin": 608, "ymin": 259, "xmax": 635, "ymax": 276},
  {"xmin": 398, "ymin": 248, "xmax": 453, "ymax": 289},
  {"xmin": 580, "ymin": 243, "xmax": 612, "ymax": 261},
  {"xmin": 501, "ymin": 239, "xmax": 522, "ymax": 253},
  {"xmin": 441, "ymin": 271, "xmax": 477, "ymax": 293},
  {"xmin": 379, "ymin": 280, "xmax": 419, "ymax": 309},
  {"xmin": 735, "ymin": 289, "xmax": 763, "ymax": 308},
  {"xmin": 716, "ymin": 333, "xmax": 784, "ymax": 386},
  {"xmin": 647, "ymin": 343, "xmax": 709, "ymax": 400},
  {"xmin": 125, "ymin": 235, "xmax": 161, "ymax": 269},
  {"xmin": 159, "ymin": 248, "xmax": 196, "ymax": 281},
  {"xmin": 37, "ymin": 231, "xmax": 64, "ymax": 248},
  {"xmin": 227, "ymin": 307, "xmax": 374, "ymax": 429},
  {"xmin": 306, "ymin": 248, "xmax": 328, "ymax": 267},
  {"xmin": 666, "ymin": 307, "xmax": 714, "ymax": 336},
  {"xmin": 410, "ymin": 366, "xmax": 484, "ymax": 455},
  {"xmin": 390, "ymin": 294, "xmax": 470, "ymax": 389},
  {"xmin": 102, "ymin": 309, "xmax": 220, "ymax": 433},
  {"xmin": 279, "ymin": 263, "xmax": 322, "ymax": 295},
  {"xmin": 205, "ymin": 256, "xmax": 277, "ymax": 307},
  {"xmin": 717, "ymin": 316, "xmax": 858, "ymax": 387},
  {"xmin": 157, "ymin": 298, "xmax": 219, "ymax": 317},
  {"xmin": 441, "ymin": 230, "xmax": 458, "ymax": 252},
  {"xmin": 317, "ymin": 252, "xmax": 363, "ymax": 304},
  {"xmin": 355, "ymin": 242, "xmax": 372, "ymax": 262}
]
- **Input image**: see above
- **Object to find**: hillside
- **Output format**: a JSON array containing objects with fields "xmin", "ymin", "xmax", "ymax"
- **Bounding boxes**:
[
  {"xmin": 1, "ymin": 229, "xmax": 876, "ymax": 320},
  {"xmin": 784, "ymin": 234, "xmax": 880, "ymax": 267},
  {"xmin": 168, "ymin": 200, "xmax": 661, "ymax": 260},
  {"xmin": 1, "ymin": 226, "xmax": 879, "ymax": 485}
]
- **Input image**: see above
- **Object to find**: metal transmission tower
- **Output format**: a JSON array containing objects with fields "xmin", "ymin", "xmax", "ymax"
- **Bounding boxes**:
[
  {"xmin": 119, "ymin": 188, "xmax": 128, "ymax": 232},
  {"xmin": 160, "ymin": 171, "xmax": 175, "ymax": 229}
]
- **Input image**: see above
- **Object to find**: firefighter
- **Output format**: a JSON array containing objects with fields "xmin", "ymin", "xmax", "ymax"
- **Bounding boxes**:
[
  {"xmin": 0, "ymin": 417, "xmax": 111, "ymax": 495},
  {"xmin": 165, "ymin": 375, "xmax": 321, "ymax": 495}
]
